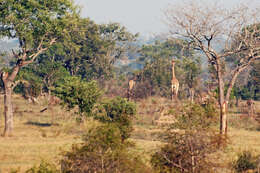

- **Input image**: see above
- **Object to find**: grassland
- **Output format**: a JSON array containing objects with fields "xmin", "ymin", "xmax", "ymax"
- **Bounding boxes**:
[{"xmin": 0, "ymin": 95, "xmax": 259, "ymax": 172}]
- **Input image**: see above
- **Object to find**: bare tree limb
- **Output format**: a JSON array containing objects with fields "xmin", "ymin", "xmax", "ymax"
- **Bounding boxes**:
[
  {"xmin": 226, "ymin": 54, "xmax": 260, "ymax": 101},
  {"xmin": 162, "ymin": 154, "xmax": 189, "ymax": 172}
]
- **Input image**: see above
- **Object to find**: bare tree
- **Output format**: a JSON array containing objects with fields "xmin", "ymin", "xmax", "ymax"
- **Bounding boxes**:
[{"xmin": 164, "ymin": 1, "xmax": 260, "ymax": 134}]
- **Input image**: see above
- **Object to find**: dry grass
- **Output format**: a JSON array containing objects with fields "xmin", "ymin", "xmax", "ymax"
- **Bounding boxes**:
[
  {"xmin": 0, "ymin": 95, "xmax": 84, "ymax": 172},
  {"xmin": 134, "ymin": 98, "xmax": 260, "ymax": 171},
  {"xmin": 0, "ymin": 95, "xmax": 259, "ymax": 172}
]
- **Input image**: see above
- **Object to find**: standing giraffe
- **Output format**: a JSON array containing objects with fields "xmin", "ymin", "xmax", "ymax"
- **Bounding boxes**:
[
  {"xmin": 127, "ymin": 79, "xmax": 135, "ymax": 101},
  {"xmin": 171, "ymin": 60, "xmax": 179, "ymax": 101}
]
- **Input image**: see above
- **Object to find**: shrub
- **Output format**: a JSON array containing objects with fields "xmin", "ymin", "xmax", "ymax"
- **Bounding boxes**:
[
  {"xmin": 232, "ymin": 151, "xmax": 257, "ymax": 173},
  {"xmin": 61, "ymin": 124, "xmax": 150, "ymax": 173},
  {"xmin": 170, "ymin": 103, "xmax": 218, "ymax": 131},
  {"xmin": 151, "ymin": 132, "xmax": 224, "ymax": 173},
  {"xmin": 94, "ymin": 97, "xmax": 136, "ymax": 141},
  {"xmin": 53, "ymin": 76, "xmax": 101, "ymax": 117},
  {"xmin": 25, "ymin": 160, "xmax": 59, "ymax": 173},
  {"xmin": 151, "ymin": 103, "xmax": 224, "ymax": 173}
]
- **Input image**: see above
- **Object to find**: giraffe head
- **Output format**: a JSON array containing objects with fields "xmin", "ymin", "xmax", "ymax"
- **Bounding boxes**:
[{"xmin": 172, "ymin": 59, "xmax": 176, "ymax": 65}]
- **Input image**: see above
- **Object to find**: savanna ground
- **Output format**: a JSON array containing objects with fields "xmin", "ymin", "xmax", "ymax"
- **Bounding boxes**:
[{"xmin": 0, "ymin": 95, "xmax": 260, "ymax": 172}]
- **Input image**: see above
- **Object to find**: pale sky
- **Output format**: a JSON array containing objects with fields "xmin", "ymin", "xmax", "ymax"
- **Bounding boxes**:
[{"xmin": 74, "ymin": 0, "xmax": 259, "ymax": 36}]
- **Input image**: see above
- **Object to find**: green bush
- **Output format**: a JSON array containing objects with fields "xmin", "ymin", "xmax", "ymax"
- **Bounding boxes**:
[
  {"xmin": 25, "ymin": 160, "xmax": 59, "ymax": 173},
  {"xmin": 233, "ymin": 151, "xmax": 257, "ymax": 173},
  {"xmin": 53, "ymin": 76, "xmax": 101, "ymax": 117},
  {"xmin": 170, "ymin": 103, "xmax": 218, "ymax": 131},
  {"xmin": 94, "ymin": 97, "xmax": 136, "ymax": 141},
  {"xmin": 61, "ymin": 124, "xmax": 150, "ymax": 173},
  {"xmin": 151, "ymin": 103, "xmax": 224, "ymax": 173},
  {"xmin": 151, "ymin": 132, "xmax": 224, "ymax": 173}
]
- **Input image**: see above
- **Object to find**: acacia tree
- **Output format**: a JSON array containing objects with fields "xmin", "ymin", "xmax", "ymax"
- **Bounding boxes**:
[
  {"xmin": 0, "ymin": 0, "xmax": 77, "ymax": 136},
  {"xmin": 165, "ymin": 1, "xmax": 260, "ymax": 134}
]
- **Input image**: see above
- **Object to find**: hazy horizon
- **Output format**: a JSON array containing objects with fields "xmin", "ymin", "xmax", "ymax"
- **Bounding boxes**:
[{"xmin": 74, "ymin": 0, "xmax": 259, "ymax": 36}]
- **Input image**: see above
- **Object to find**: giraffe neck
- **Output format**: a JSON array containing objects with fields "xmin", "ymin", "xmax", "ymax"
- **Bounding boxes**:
[{"xmin": 172, "ymin": 64, "xmax": 176, "ymax": 79}]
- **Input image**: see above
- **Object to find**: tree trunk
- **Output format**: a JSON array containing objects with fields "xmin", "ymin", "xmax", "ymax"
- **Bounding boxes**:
[
  {"xmin": 48, "ymin": 89, "xmax": 51, "ymax": 102},
  {"xmin": 235, "ymin": 97, "xmax": 239, "ymax": 107},
  {"xmin": 216, "ymin": 59, "xmax": 228, "ymax": 134},
  {"xmin": 3, "ymin": 80, "xmax": 13, "ymax": 136},
  {"xmin": 220, "ymin": 100, "xmax": 228, "ymax": 134},
  {"xmin": 1, "ymin": 65, "xmax": 20, "ymax": 137},
  {"xmin": 189, "ymin": 88, "xmax": 195, "ymax": 103},
  {"xmin": 191, "ymin": 155, "xmax": 195, "ymax": 173}
]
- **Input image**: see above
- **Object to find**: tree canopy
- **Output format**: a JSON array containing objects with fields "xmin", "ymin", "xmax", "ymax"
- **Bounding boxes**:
[{"xmin": 0, "ymin": 0, "xmax": 78, "ymax": 136}]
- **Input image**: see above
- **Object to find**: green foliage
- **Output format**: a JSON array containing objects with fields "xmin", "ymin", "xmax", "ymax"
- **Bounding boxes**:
[
  {"xmin": 0, "ymin": 0, "xmax": 76, "ymax": 50},
  {"xmin": 170, "ymin": 103, "xmax": 218, "ymax": 131},
  {"xmin": 227, "ymin": 60, "xmax": 260, "ymax": 101},
  {"xmin": 13, "ymin": 57, "xmax": 70, "ymax": 98},
  {"xmin": 250, "ymin": 61, "xmax": 260, "ymax": 100},
  {"xmin": 136, "ymin": 40, "xmax": 182, "ymax": 97},
  {"xmin": 62, "ymin": 124, "xmax": 150, "ymax": 173},
  {"xmin": 14, "ymin": 67, "xmax": 42, "ymax": 97},
  {"xmin": 151, "ymin": 132, "xmax": 221, "ymax": 173},
  {"xmin": 25, "ymin": 160, "xmax": 59, "ymax": 173},
  {"xmin": 46, "ymin": 18, "xmax": 137, "ymax": 82},
  {"xmin": 35, "ymin": 56, "xmax": 70, "ymax": 89},
  {"xmin": 232, "ymin": 151, "xmax": 257, "ymax": 173},
  {"xmin": 135, "ymin": 39, "xmax": 201, "ymax": 98},
  {"xmin": 239, "ymin": 60, "xmax": 260, "ymax": 100},
  {"xmin": 94, "ymin": 97, "xmax": 136, "ymax": 141},
  {"xmin": 0, "ymin": 0, "xmax": 78, "ymax": 102},
  {"xmin": 151, "ymin": 103, "xmax": 223, "ymax": 173},
  {"xmin": 215, "ymin": 84, "xmax": 238, "ymax": 101},
  {"xmin": 182, "ymin": 57, "xmax": 202, "ymax": 90},
  {"xmin": 53, "ymin": 76, "xmax": 101, "ymax": 117}
]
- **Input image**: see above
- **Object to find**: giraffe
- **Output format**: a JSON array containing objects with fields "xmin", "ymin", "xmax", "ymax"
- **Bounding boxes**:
[
  {"xmin": 171, "ymin": 59, "xmax": 179, "ymax": 101},
  {"xmin": 127, "ymin": 79, "xmax": 135, "ymax": 101}
]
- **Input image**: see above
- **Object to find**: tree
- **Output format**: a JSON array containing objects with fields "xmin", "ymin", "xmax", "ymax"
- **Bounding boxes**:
[
  {"xmin": 53, "ymin": 76, "xmax": 101, "ymax": 118},
  {"xmin": 34, "ymin": 56, "xmax": 69, "ymax": 98},
  {"xmin": 242, "ymin": 60, "xmax": 260, "ymax": 100},
  {"xmin": 0, "ymin": 0, "xmax": 77, "ymax": 136},
  {"xmin": 14, "ymin": 67, "xmax": 43, "ymax": 102},
  {"xmin": 250, "ymin": 61, "xmax": 260, "ymax": 100},
  {"xmin": 61, "ymin": 124, "xmax": 150, "ymax": 173},
  {"xmin": 78, "ymin": 23, "xmax": 137, "ymax": 81},
  {"xmin": 151, "ymin": 103, "xmax": 222, "ymax": 173},
  {"xmin": 49, "ymin": 19, "xmax": 137, "ymax": 82},
  {"xmin": 165, "ymin": 1, "xmax": 260, "ymax": 134},
  {"xmin": 94, "ymin": 97, "xmax": 136, "ymax": 141},
  {"xmin": 135, "ymin": 39, "xmax": 199, "ymax": 99},
  {"xmin": 182, "ymin": 57, "xmax": 202, "ymax": 103}
]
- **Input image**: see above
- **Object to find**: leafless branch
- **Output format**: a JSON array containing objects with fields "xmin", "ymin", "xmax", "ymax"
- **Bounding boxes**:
[
  {"xmin": 11, "ymin": 79, "xmax": 29, "ymax": 90},
  {"xmin": 11, "ymin": 49, "xmax": 19, "ymax": 59},
  {"xmin": 162, "ymin": 154, "xmax": 189, "ymax": 172}
]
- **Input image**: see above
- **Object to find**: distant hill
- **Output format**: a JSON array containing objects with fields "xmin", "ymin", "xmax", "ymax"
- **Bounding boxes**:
[
  {"xmin": 0, "ymin": 39, "xmax": 19, "ymax": 68},
  {"xmin": 0, "ymin": 39, "xmax": 19, "ymax": 51}
]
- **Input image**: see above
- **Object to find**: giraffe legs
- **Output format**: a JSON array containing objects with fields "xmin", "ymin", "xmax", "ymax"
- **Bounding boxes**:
[
  {"xmin": 175, "ymin": 83, "xmax": 179, "ymax": 100},
  {"xmin": 127, "ymin": 89, "xmax": 133, "ymax": 101},
  {"xmin": 171, "ymin": 85, "xmax": 174, "ymax": 100},
  {"xmin": 127, "ymin": 89, "xmax": 131, "ymax": 101},
  {"xmin": 171, "ymin": 84, "xmax": 179, "ymax": 101}
]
